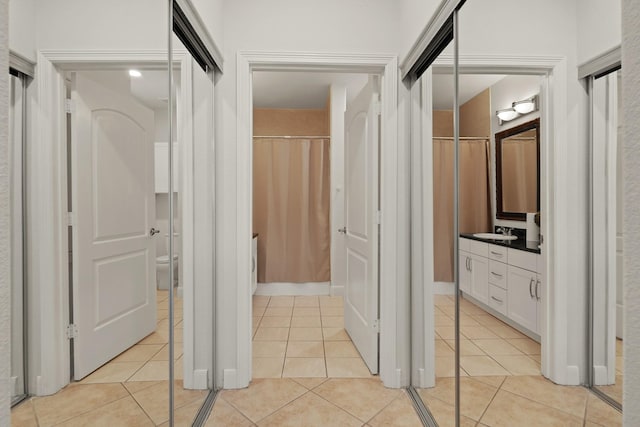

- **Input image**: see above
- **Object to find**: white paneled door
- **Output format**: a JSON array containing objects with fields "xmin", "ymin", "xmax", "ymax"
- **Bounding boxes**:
[
  {"xmin": 343, "ymin": 77, "xmax": 380, "ymax": 374},
  {"xmin": 71, "ymin": 72, "xmax": 157, "ymax": 380}
]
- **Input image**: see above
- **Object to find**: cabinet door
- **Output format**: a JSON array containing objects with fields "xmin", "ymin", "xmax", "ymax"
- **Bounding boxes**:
[
  {"xmin": 507, "ymin": 265, "xmax": 538, "ymax": 333},
  {"xmin": 536, "ymin": 273, "xmax": 543, "ymax": 334},
  {"xmin": 470, "ymin": 254, "xmax": 489, "ymax": 304},
  {"xmin": 459, "ymin": 252, "xmax": 471, "ymax": 294}
]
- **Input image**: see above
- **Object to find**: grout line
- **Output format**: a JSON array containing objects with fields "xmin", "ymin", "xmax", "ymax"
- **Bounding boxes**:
[
  {"xmin": 251, "ymin": 389, "xmax": 313, "ymax": 424},
  {"xmin": 476, "ymin": 377, "xmax": 502, "ymax": 424},
  {"xmin": 362, "ymin": 391, "xmax": 403, "ymax": 424}
]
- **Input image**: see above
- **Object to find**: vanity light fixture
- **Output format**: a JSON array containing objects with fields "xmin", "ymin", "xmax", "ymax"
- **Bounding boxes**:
[
  {"xmin": 496, "ymin": 107, "xmax": 519, "ymax": 124},
  {"xmin": 129, "ymin": 69, "xmax": 142, "ymax": 78},
  {"xmin": 513, "ymin": 95, "xmax": 538, "ymax": 114}
]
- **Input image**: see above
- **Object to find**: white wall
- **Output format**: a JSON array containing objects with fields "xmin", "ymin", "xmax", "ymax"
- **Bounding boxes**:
[
  {"xmin": 216, "ymin": 0, "xmax": 403, "ymax": 388},
  {"xmin": 0, "ymin": 0, "xmax": 10, "ymax": 423},
  {"xmin": 330, "ymin": 85, "xmax": 346, "ymax": 294},
  {"xmin": 398, "ymin": 0, "xmax": 441, "ymax": 61},
  {"xmin": 489, "ymin": 75, "xmax": 542, "ymax": 230},
  {"xmin": 8, "ymin": 0, "xmax": 35, "ymax": 62},
  {"xmin": 622, "ymin": 0, "xmax": 640, "ymax": 422},
  {"xmin": 458, "ymin": 0, "xmax": 587, "ymax": 384},
  {"xmin": 577, "ymin": 0, "xmax": 621, "ymax": 65},
  {"xmin": 189, "ymin": 0, "xmax": 224, "ymax": 51}
]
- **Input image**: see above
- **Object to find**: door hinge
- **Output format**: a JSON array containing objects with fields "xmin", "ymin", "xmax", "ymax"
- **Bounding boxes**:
[
  {"xmin": 373, "ymin": 101, "xmax": 382, "ymax": 116},
  {"xmin": 67, "ymin": 212, "xmax": 75, "ymax": 226},
  {"xmin": 65, "ymin": 99, "xmax": 75, "ymax": 114},
  {"xmin": 376, "ymin": 210, "xmax": 382, "ymax": 225},
  {"xmin": 66, "ymin": 324, "xmax": 78, "ymax": 339},
  {"xmin": 372, "ymin": 319, "xmax": 380, "ymax": 333}
]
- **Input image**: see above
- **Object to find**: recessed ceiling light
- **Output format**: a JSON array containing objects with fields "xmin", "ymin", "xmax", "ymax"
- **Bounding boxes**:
[{"xmin": 129, "ymin": 69, "xmax": 142, "ymax": 78}]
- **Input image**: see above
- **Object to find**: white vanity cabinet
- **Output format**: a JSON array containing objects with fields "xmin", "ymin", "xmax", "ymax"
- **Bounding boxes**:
[{"xmin": 459, "ymin": 236, "xmax": 542, "ymax": 338}]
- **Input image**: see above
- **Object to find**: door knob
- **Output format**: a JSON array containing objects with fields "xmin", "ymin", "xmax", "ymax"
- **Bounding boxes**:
[
  {"xmin": 338, "ymin": 227, "xmax": 347, "ymax": 234},
  {"xmin": 150, "ymin": 228, "xmax": 160, "ymax": 236}
]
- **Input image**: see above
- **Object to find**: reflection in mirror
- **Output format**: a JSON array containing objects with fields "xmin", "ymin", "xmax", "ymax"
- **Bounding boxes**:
[{"xmin": 495, "ymin": 119, "xmax": 540, "ymax": 221}]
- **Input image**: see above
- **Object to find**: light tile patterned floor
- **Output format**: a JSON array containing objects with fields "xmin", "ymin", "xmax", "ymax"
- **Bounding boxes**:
[
  {"xmin": 252, "ymin": 295, "xmax": 374, "ymax": 379},
  {"xmin": 11, "ymin": 290, "xmax": 207, "ymax": 427}
]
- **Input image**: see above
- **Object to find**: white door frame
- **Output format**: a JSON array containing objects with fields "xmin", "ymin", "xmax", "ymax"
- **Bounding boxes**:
[
  {"xmin": 410, "ymin": 54, "xmax": 584, "ymax": 387},
  {"xmin": 29, "ymin": 49, "xmax": 214, "ymax": 395},
  {"xmin": 235, "ymin": 51, "xmax": 405, "ymax": 388}
]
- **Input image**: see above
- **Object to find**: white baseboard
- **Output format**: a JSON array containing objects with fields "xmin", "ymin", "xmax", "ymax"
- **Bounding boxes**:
[
  {"xmin": 223, "ymin": 369, "xmax": 238, "ymax": 389},
  {"xmin": 593, "ymin": 365, "xmax": 613, "ymax": 385},
  {"xmin": 433, "ymin": 282, "xmax": 455, "ymax": 295},
  {"xmin": 255, "ymin": 282, "xmax": 331, "ymax": 296},
  {"xmin": 330, "ymin": 285, "xmax": 344, "ymax": 296},
  {"xmin": 192, "ymin": 369, "xmax": 209, "ymax": 389}
]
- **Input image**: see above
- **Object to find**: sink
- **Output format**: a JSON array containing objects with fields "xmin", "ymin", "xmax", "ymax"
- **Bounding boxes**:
[{"xmin": 472, "ymin": 233, "xmax": 517, "ymax": 241}]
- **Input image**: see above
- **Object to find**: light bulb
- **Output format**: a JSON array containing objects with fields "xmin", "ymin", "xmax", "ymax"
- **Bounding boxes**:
[
  {"xmin": 129, "ymin": 69, "xmax": 142, "ymax": 78},
  {"xmin": 496, "ymin": 108, "xmax": 518, "ymax": 122},
  {"xmin": 513, "ymin": 99, "xmax": 535, "ymax": 114}
]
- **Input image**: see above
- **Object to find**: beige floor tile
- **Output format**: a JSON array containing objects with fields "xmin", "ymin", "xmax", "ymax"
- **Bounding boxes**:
[
  {"xmin": 435, "ymin": 339, "xmax": 454, "ymax": 357},
  {"xmin": 253, "ymin": 341, "xmax": 288, "ymax": 358},
  {"xmin": 112, "ymin": 344, "xmax": 164, "ymax": 362},
  {"xmin": 435, "ymin": 356, "xmax": 457, "ymax": 378},
  {"xmin": 221, "ymin": 378, "xmax": 307, "ymax": 423},
  {"xmin": 314, "ymin": 378, "xmax": 399, "ymax": 422},
  {"xmin": 326, "ymin": 357, "xmax": 372, "ymax": 378},
  {"xmin": 80, "ymin": 361, "xmax": 145, "ymax": 384},
  {"xmin": 319, "ymin": 296, "xmax": 344, "ymax": 307},
  {"xmin": 253, "ymin": 295, "xmax": 270, "ymax": 307},
  {"xmin": 421, "ymin": 396, "xmax": 477, "ymax": 427},
  {"xmin": 437, "ymin": 305, "xmax": 456, "ymax": 316},
  {"xmin": 501, "ymin": 376, "xmax": 588, "ymax": 418},
  {"xmin": 616, "ymin": 356, "xmax": 623, "ymax": 373},
  {"xmin": 253, "ymin": 316, "xmax": 263, "ymax": 327},
  {"xmin": 257, "ymin": 391, "xmax": 360, "ymax": 427},
  {"xmin": 292, "ymin": 306, "xmax": 321, "ymax": 316},
  {"xmin": 616, "ymin": 338, "xmax": 623, "ymax": 355},
  {"xmin": 459, "ymin": 314, "xmax": 482, "ymax": 326},
  {"xmin": 254, "ymin": 327, "xmax": 290, "ymax": 341},
  {"xmin": 595, "ymin": 374, "xmax": 623, "ymax": 403},
  {"xmin": 253, "ymin": 306, "xmax": 267, "ymax": 317},
  {"xmin": 529, "ymin": 354, "xmax": 542, "ymax": 364},
  {"xmin": 32, "ymin": 383, "xmax": 128, "ymax": 426},
  {"xmin": 127, "ymin": 360, "xmax": 174, "ymax": 382},
  {"xmin": 461, "ymin": 325, "xmax": 499, "ymax": 339},
  {"xmin": 434, "ymin": 295, "xmax": 455, "ymax": 305},
  {"xmin": 418, "ymin": 377, "xmax": 498, "ymax": 421},
  {"xmin": 585, "ymin": 393, "xmax": 622, "ymax": 426},
  {"xmin": 435, "ymin": 314, "xmax": 454, "ymax": 326},
  {"xmin": 151, "ymin": 344, "xmax": 184, "ymax": 361},
  {"xmin": 290, "ymin": 316, "xmax": 321, "ymax": 327},
  {"xmin": 368, "ymin": 393, "xmax": 423, "ymax": 427},
  {"xmin": 131, "ymin": 380, "xmax": 206, "ymax": 425},
  {"xmin": 123, "ymin": 381, "xmax": 163, "ymax": 394},
  {"xmin": 323, "ymin": 327, "xmax": 351, "ymax": 341},
  {"xmin": 285, "ymin": 341, "xmax": 324, "ymax": 358},
  {"xmin": 470, "ymin": 376, "xmax": 506, "ymax": 388},
  {"xmin": 321, "ymin": 316, "xmax": 344, "ymax": 328},
  {"xmin": 263, "ymin": 307, "xmax": 293, "ymax": 317},
  {"xmin": 268, "ymin": 296, "xmax": 294, "ymax": 307},
  {"xmin": 290, "ymin": 377, "xmax": 328, "ymax": 390},
  {"xmin": 481, "ymin": 389, "xmax": 583, "ymax": 426},
  {"xmin": 138, "ymin": 330, "xmax": 169, "ymax": 345},
  {"xmin": 445, "ymin": 339, "xmax": 486, "ymax": 356},
  {"xmin": 10, "ymin": 400, "xmax": 37, "ymax": 427},
  {"xmin": 507, "ymin": 338, "xmax": 541, "ymax": 355},
  {"xmin": 491, "ymin": 324, "xmax": 528, "ymax": 339},
  {"xmin": 472, "ymin": 338, "xmax": 523, "ymax": 356},
  {"xmin": 174, "ymin": 328, "xmax": 184, "ymax": 343},
  {"xmin": 289, "ymin": 327, "xmax": 323, "ymax": 341},
  {"xmin": 55, "ymin": 396, "xmax": 153, "ymax": 427},
  {"xmin": 157, "ymin": 309, "xmax": 169, "ymax": 321},
  {"xmin": 325, "ymin": 341, "xmax": 360, "ymax": 358},
  {"xmin": 158, "ymin": 399, "xmax": 203, "ymax": 427},
  {"xmin": 282, "ymin": 358, "xmax": 326, "ymax": 377},
  {"xmin": 259, "ymin": 316, "xmax": 292, "ymax": 328},
  {"xmin": 252, "ymin": 357, "xmax": 285, "ymax": 378},
  {"xmin": 205, "ymin": 397, "xmax": 254, "ymax": 427},
  {"xmin": 294, "ymin": 296, "xmax": 319, "ymax": 307},
  {"xmin": 435, "ymin": 325, "xmax": 456, "ymax": 340},
  {"xmin": 175, "ymin": 357, "xmax": 184, "ymax": 380},
  {"xmin": 319, "ymin": 306, "xmax": 343, "ymax": 316},
  {"xmin": 460, "ymin": 356, "xmax": 510, "ymax": 376},
  {"xmin": 460, "ymin": 302, "xmax": 488, "ymax": 316},
  {"xmin": 473, "ymin": 314, "xmax": 506, "ymax": 328},
  {"xmin": 492, "ymin": 355, "xmax": 540, "ymax": 375}
]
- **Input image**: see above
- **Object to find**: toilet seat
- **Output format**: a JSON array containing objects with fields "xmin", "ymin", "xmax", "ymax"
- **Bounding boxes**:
[{"xmin": 157, "ymin": 254, "xmax": 179, "ymax": 263}]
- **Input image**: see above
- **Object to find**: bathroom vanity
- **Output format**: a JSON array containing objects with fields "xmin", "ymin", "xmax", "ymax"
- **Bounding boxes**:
[{"xmin": 459, "ymin": 233, "xmax": 542, "ymax": 341}]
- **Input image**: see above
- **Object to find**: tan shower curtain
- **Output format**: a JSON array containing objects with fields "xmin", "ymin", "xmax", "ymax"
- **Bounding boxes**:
[
  {"xmin": 433, "ymin": 138, "xmax": 492, "ymax": 282},
  {"xmin": 253, "ymin": 138, "xmax": 331, "ymax": 283}
]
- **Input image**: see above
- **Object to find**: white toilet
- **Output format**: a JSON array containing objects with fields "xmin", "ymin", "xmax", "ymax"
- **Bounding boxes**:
[{"xmin": 157, "ymin": 233, "xmax": 180, "ymax": 290}]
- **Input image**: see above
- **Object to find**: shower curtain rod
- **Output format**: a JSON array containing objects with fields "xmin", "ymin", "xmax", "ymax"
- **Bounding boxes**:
[
  {"xmin": 253, "ymin": 135, "xmax": 330, "ymax": 139},
  {"xmin": 432, "ymin": 136, "xmax": 490, "ymax": 140}
]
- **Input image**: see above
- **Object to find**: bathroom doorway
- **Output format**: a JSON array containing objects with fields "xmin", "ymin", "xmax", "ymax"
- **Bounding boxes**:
[{"xmin": 250, "ymin": 70, "xmax": 382, "ymax": 379}]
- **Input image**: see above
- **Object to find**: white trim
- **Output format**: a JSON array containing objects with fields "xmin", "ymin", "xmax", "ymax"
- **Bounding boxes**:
[
  {"xmin": 9, "ymin": 51, "xmax": 35, "ymax": 77},
  {"xmin": 254, "ymin": 282, "xmax": 331, "ymax": 296},
  {"xmin": 235, "ymin": 51, "xmax": 403, "ymax": 389},
  {"xmin": 32, "ymin": 50, "xmax": 210, "ymax": 395},
  {"xmin": 578, "ymin": 45, "xmax": 621, "ymax": 80},
  {"xmin": 409, "ymin": 54, "xmax": 576, "ymax": 385},
  {"xmin": 175, "ymin": 0, "xmax": 224, "ymax": 72}
]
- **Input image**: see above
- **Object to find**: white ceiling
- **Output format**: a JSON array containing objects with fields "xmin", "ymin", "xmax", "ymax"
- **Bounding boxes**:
[
  {"xmin": 432, "ymin": 74, "xmax": 506, "ymax": 110},
  {"xmin": 252, "ymin": 71, "xmax": 369, "ymax": 109}
]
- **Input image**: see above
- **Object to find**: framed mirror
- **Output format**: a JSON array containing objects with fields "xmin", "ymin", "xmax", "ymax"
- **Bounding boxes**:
[{"xmin": 495, "ymin": 118, "xmax": 540, "ymax": 221}]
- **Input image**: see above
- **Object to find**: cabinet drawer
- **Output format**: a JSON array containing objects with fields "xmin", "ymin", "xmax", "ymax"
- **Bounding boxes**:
[
  {"xmin": 488, "ymin": 244, "xmax": 507, "ymax": 262},
  {"xmin": 469, "ymin": 240, "xmax": 488, "ymax": 257},
  {"xmin": 488, "ymin": 284, "xmax": 507, "ymax": 316},
  {"xmin": 459, "ymin": 237, "xmax": 471, "ymax": 252},
  {"xmin": 507, "ymin": 248, "xmax": 537, "ymax": 272},
  {"xmin": 488, "ymin": 260, "xmax": 507, "ymax": 289}
]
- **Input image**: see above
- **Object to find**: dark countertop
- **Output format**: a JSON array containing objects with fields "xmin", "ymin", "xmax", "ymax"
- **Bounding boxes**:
[{"xmin": 460, "ymin": 233, "xmax": 541, "ymax": 254}]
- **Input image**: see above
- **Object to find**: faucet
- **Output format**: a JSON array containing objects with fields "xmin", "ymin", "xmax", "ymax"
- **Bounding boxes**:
[{"xmin": 497, "ymin": 226, "xmax": 512, "ymax": 236}]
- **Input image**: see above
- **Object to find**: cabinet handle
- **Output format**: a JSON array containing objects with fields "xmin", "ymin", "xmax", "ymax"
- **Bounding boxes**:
[
  {"xmin": 535, "ymin": 279, "xmax": 541, "ymax": 301},
  {"xmin": 491, "ymin": 296, "xmax": 503, "ymax": 304},
  {"xmin": 490, "ymin": 251, "xmax": 503, "ymax": 257},
  {"xmin": 529, "ymin": 278, "xmax": 535, "ymax": 298},
  {"xmin": 491, "ymin": 271, "xmax": 503, "ymax": 278},
  {"xmin": 466, "ymin": 257, "xmax": 470, "ymax": 271},
  {"xmin": 468, "ymin": 257, "xmax": 472, "ymax": 272}
]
